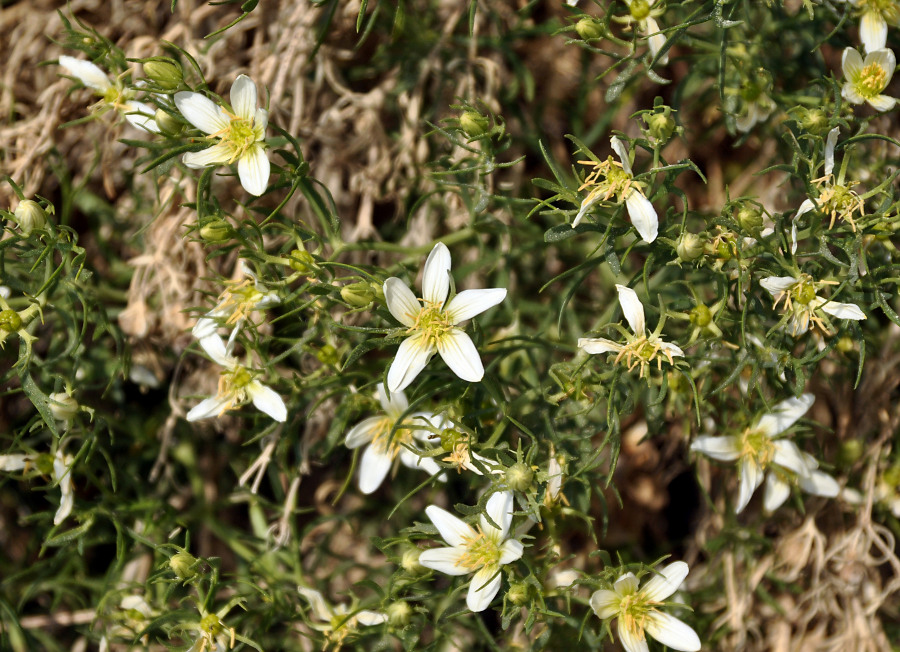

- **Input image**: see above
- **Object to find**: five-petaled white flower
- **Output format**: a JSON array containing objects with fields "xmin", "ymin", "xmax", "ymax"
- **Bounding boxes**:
[
  {"xmin": 175, "ymin": 75, "xmax": 270, "ymax": 196},
  {"xmin": 58, "ymin": 56, "xmax": 159, "ymax": 133},
  {"xmin": 572, "ymin": 137, "xmax": 658, "ymax": 243},
  {"xmin": 418, "ymin": 491, "xmax": 524, "ymax": 612},
  {"xmin": 841, "ymin": 47, "xmax": 897, "ymax": 111},
  {"xmin": 383, "ymin": 243, "xmax": 506, "ymax": 392},
  {"xmin": 298, "ymin": 586, "xmax": 385, "ymax": 647},
  {"xmin": 590, "ymin": 561, "xmax": 701, "ymax": 652},
  {"xmin": 691, "ymin": 394, "xmax": 839, "ymax": 513},
  {"xmin": 578, "ymin": 284, "xmax": 683, "ymax": 377},
  {"xmin": 345, "ymin": 384, "xmax": 445, "ymax": 494},
  {"xmin": 186, "ymin": 332, "xmax": 286, "ymax": 422},
  {"xmin": 760, "ymin": 273, "xmax": 866, "ymax": 337},
  {"xmin": 843, "ymin": 0, "xmax": 899, "ymax": 52},
  {"xmin": 0, "ymin": 450, "xmax": 74, "ymax": 525}
]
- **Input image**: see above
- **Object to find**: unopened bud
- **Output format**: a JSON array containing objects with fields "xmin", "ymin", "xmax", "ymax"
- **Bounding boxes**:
[
  {"xmin": 341, "ymin": 281, "xmax": 374, "ymax": 307},
  {"xmin": 169, "ymin": 551, "xmax": 198, "ymax": 580},
  {"xmin": 507, "ymin": 581, "xmax": 530, "ymax": 606},
  {"xmin": 316, "ymin": 344, "xmax": 340, "ymax": 366},
  {"xmin": 575, "ymin": 17, "xmax": 604, "ymax": 41},
  {"xmin": 439, "ymin": 428, "xmax": 463, "ymax": 452},
  {"xmin": 735, "ymin": 205, "xmax": 763, "ymax": 235},
  {"xmin": 49, "ymin": 392, "xmax": 79, "ymax": 421},
  {"xmin": 689, "ymin": 304, "xmax": 712, "ymax": 328},
  {"xmin": 643, "ymin": 111, "xmax": 676, "ymax": 143},
  {"xmin": 459, "ymin": 110, "xmax": 490, "ymax": 138},
  {"xmin": 143, "ymin": 58, "xmax": 183, "ymax": 90},
  {"xmin": 386, "ymin": 601, "xmax": 412, "ymax": 627},
  {"xmin": 288, "ymin": 249, "xmax": 317, "ymax": 274},
  {"xmin": 675, "ymin": 232, "xmax": 704, "ymax": 262},
  {"xmin": 800, "ymin": 108, "xmax": 829, "ymax": 135},
  {"xmin": 0, "ymin": 310, "xmax": 22, "ymax": 332},
  {"xmin": 400, "ymin": 547, "xmax": 425, "ymax": 574},
  {"xmin": 369, "ymin": 281, "xmax": 385, "ymax": 303},
  {"xmin": 506, "ymin": 462, "xmax": 534, "ymax": 492},
  {"xmin": 154, "ymin": 109, "xmax": 182, "ymax": 136},
  {"xmin": 13, "ymin": 200, "xmax": 47, "ymax": 235},
  {"xmin": 199, "ymin": 217, "xmax": 232, "ymax": 242},
  {"xmin": 837, "ymin": 439, "xmax": 863, "ymax": 468}
]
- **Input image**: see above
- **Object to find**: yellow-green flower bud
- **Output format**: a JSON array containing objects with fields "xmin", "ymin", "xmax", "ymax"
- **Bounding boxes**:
[
  {"xmin": 675, "ymin": 232, "xmax": 704, "ymax": 262},
  {"xmin": 643, "ymin": 111, "xmax": 676, "ymax": 143},
  {"xmin": 13, "ymin": 200, "xmax": 47, "ymax": 235},
  {"xmin": 506, "ymin": 462, "xmax": 534, "ymax": 492},
  {"xmin": 288, "ymin": 249, "xmax": 317, "ymax": 274},
  {"xmin": 169, "ymin": 551, "xmax": 199, "ymax": 580},
  {"xmin": 143, "ymin": 58, "xmax": 183, "ymax": 90},
  {"xmin": 49, "ymin": 392, "xmax": 79, "ymax": 421},
  {"xmin": 316, "ymin": 344, "xmax": 340, "ymax": 366},
  {"xmin": 837, "ymin": 439, "xmax": 863, "ymax": 468},
  {"xmin": 341, "ymin": 281, "xmax": 374, "ymax": 307},
  {"xmin": 459, "ymin": 110, "xmax": 490, "ymax": 138},
  {"xmin": 836, "ymin": 336, "xmax": 856, "ymax": 353},
  {"xmin": 575, "ymin": 17, "xmax": 604, "ymax": 41},
  {"xmin": 199, "ymin": 217, "xmax": 232, "ymax": 242},
  {"xmin": 369, "ymin": 281, "xmax": 385, "ymax": 303},
  {"xmin": 689, "ymin": 304, "xmax": 712, "ymax": 328},
  {"xmin": 628, "ymin": 0, "xmax": 651, "ymax": 20},
  {"xmin": 0, "ymin": 310, "xmax": 22, "ymax": 332},
  {"xmin": 400, "ymin": 546, "xmax": 425, "ymax": 574},
  {"xmin": 154, "ymin": 109, "xmax": 183, "ymax": 136},
  {"xmin": 736, "ymin": 205, "xmax": 763, "ymax": 235},
  {"xmin": 507, "ymin": 581, "xmax": 530, "ymax": 605},
  {"xmin": 799, "ymin": 108, "xmax": 829, "ymax": 135},
  {"xmin": 386, "ymin": 601, "xmax": 412, "ymax": 627}
]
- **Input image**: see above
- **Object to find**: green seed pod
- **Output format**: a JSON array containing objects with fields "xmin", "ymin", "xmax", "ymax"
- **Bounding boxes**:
[
  {"xmin": 341, "ymin": 281, "xmax": 374, "ymax": 307},
  {"xmin": 143, "ymin": 58, "xmax": 183, "ymax": 90},
  {"xmin": 675, "ymin": 232, "xmax": 704, "ymax": 262},
  {"xmin": 13, "ymin": 200, "xmax": 47, "ymax": 235},
  {"xmin": 628, "ymin": 0, "xmax": 651, "ymax": 20},
  {"xmin": 386, "ymin": 601, "xmax": 413, "ymax": 627},
  {"xmin": 837, "ymin": 439, "xmax": 863, "ymax": 468},
  {"xmin": 505, "ymin": 462, "xmax": 534, "ymax": 492},
  {"xmin": 199, "ymin": 217, "xmax": 232, "ymax": 242},
  {"xmin": 575, "ymin": 17, "xmax": 604, "ymax": 41},
  {"xmin": 643, "ymin": 111, "xmax": 676, "ymax": 143},
  {"xmin": 169, "ymin": 551, "xmax": 199, "ymax": 580},
  {"xmin": 459, "ymin": 110, "xmax": 490, "ymax": 138},
  {"xmin": 439, "ymin": 428, "xmax": 463, "ymax": 452},
  {"xmin": 0, "ymin": 309, "xmax": 22, "ymax": 332}
]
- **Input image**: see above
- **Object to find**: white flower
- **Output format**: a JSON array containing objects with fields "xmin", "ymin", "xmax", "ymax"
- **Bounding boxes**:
[
  {"xmin": 691, "ymin": 394, "xmax": 839, "ymax": 513},
  {"xmin": 418, "ymin": 491, "xmax": 524, "ymax": 612},
  {"xmin": 298, "ymin": 586, "xmax": 386, "ymax": 646},
  {"xmin": 590, "ymin": 562, "xmax": 701, "ymax": 652},
  {"xmin": 345, "ymin": 384, "xmax": 445, "ymax": 494},
  {"xmin": 186, "ymin": 605, "xmax": 236, "ymax": 652},
  {"xmin": 841, "ymin": 47, "xmax": 897, "ymax": 111},
  {"xmin": 175, "ymin": 75, "xmax": 270, "ymax": 195},
  {"xmin": 186, "ymin": 332, "xmax": 286, "ymax": 422},
  {"xmin": 192, "ymin": 261, "xmax": 279, "ymax": 346},
  {"xmin": 578, "ymin": 284, "xmax": 683, "ymax": 377},
  {"xmin": 0, "ymin": 450, "xmax": 74, "ymax": 524},
  {"xmin": 844, "ymin": 0, "xmax": 899, "ymax": 52},
  {"xmin": 735, "ymin": 93, "xmax": 775, "ymax": 133},
  {"xmin": 58, "ymin": 56, "xmax": 159, "ymax": 133},
  {"xmin": 382, "ymin": 243, "xmax": 506, "ymax": 392},
  {"xmin": 572, "ymin": 137, "xmax": 659, "ymax": 242},
  {"xmin": 759, "ymin": 273, "xmax": 866, "ymax": 337}
]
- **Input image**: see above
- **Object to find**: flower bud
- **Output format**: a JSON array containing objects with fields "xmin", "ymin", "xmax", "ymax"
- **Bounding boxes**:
[
  {"xmin": 689, "ymin": 304, "xmax": 712, "ymax": 328},
  {"xmin": 643, "ymin": 111, "xmax": 676, "ymax": 143},
  {"xmin": 507, "ymin": 581, "xmax": 530, "ymax": 606},
  {"xmin": 675, "ymin": 232, "xmax": 704, "ymax": 262},
  {"xmin": 0, "ymin": 309, "xmax": 22, "ymax": 332},
  {"xmin": 799, "ymin": 108, "xmax": 829, "ymax": 135},
  {"xmin": 169, "ymin": 551, "xmax": 199, "ymax": 580},
  {"xmin": 505, "ymin": 462, "xmax": 534, "ymax": 492},
  {"xmin": 628, "ymin": 0, "xmax": 651, "ymax": 20},
  {"xmin": 13, "ymin": 200, "xmax": 47, "ymax": 235},
  {"xmin": 575, "ymin": 17, "xmax": 604, "ymax": 41},
  {"xmin": 340, "ymin": 281, "xmax": 374, "ymax": 307},
  {"xmin": 837, "ymin": 439, "xmax": 863, "ymax": 468},
  {"xmin": 199, "ymin": 217, "xmax": 232, "ymax": 242},
  {"xmin": 49, "ymin": 392, "xmax": 79, "ymax": 421},
  {"xmin": 154, "ymin": 109, "xmax": 182, "ymax": 136},
  {"xmin": 439, "ymin": 428, "xmax": 463, "ymax": 452},
  {"xmin": 288, "ymin": 249, "xmax": 317, "ymax": 274},
  {"xmin": 400, "ymin": 547, "xmax": 425, "ymax": 574},
  {"xmin": 735, "ymin": 205, "xmax": 763, "ymax": 235},
  {"xmin": 369, "ymin": 281, "xmax": 385, "ymax": 304},
  {"xmin": 386, "ymin": 601, "xmax": 412, "ymax": 627},
  {"xmin": 316, "ymin": 344, "xmax": 340, "ymax": 366},
  {"xmin": 459, "ymin": 110, "xmax": 490, "ymax": 138},
  {"xmin": 143, "ymin": 58, "xmax": 183, "ymax": 90}
]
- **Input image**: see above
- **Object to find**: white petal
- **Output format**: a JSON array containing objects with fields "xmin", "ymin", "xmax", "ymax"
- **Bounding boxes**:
[
  {"xmin": 763, "ymin": 473, "xmax": 791, "ymax": 512},
  {"xmin": 418, "ymin": 546, "xmax": 471, "ymax": 575},
  {"xmin": 613, "ymin": 572, "xmax": 640, "ymax": 597},
  {"xmin": 356, "ymin": 611, "xmax": 387, "ymax": 626},
  {"xmin": 615, "ymin": 284, "xmax": 646, "ymax": 335},
  {"xmin": 824, "ymin": 127, "xmax": 839, "ymax": 176},
  {"xmin": 573, "ymin": 192, "xmax": 601, "ymax": 227},
  {"xmin": 387, "ymin": 332, "xmax": 435, "ymax": 393},
  {"xmin": 481, "ymin": 490, "xmax": 514, "ymax": 539},
  {"xmin": 383, "ymin": 278, "xmax": 420, "ymax": 327},
  {"xmin": 589, "ymin": 589, "xmax": 620, "ymax": 619},
  {"xmin": 842, "ymin": 83, "xmax": 865, "ymax": 105},
  {"xmin": 796, "ymin": 198, "xmax": 816, "ymax": 217},
  {"xmin": 735, "ymin": 108, "xmax": 757, "ymax": 133},
  {"xmin": 736, "ymin": 458, "xmax": 764, "ymax": 514},
  {"xmin": 436, "ymin": 329, "xmax": 484, "ymax": 383},
  {"xmin": 759, "ymin": 276, "xmax": 797, "ymax": 296},
  {"xmin": 54, "ymin": 489, "xmax": 74, "ymax": 525},
  {"xmin": 690, "ymin": 436, "xmax": 741, "ymax": 462},
  {"xmin": 198, "ymin": 332, "xmax": 234, "ymax": 367},
  {"xmin": 755, "ymin": 394, "xmax": 814, "ymax": 437},
  {"xmin": 425, "ymin": 505, "xmax": 475, "ymax": 546},
  {"xmin": 186, "ymin": 396, "xmax": 231, "ymax": 422},
  {"xmin": 376, "ymin": 383, "xmax": 408, "ymax": 416},
  {"xmin": 799, "ymin": 470, "xmax": 839, "ymax": 497},
  {"xmin": 298, "ymin": 588, "xmax": 333, "ymax": 622},
  {"xmin": 611, "ymin": 136, "xmax": 632, "ymax": 175},
  {"xmin": 467, "ymin": 566, "xmax": 502, "ymax": 612},
  {"xmin": 624, "ymin": 190, "xmax": 658, "ymax": 243},
  {"xmin": 867, "ymin": 94, "xmax": 897, "ymax": 112},
  {"xmin": 0, "ymin": 454, "xmax": 28, "ymax": 471},
  {"xmin": 122, "ymin": 101, "xmax": 160, "ymax": 133},
  {"xmin": 659, "ymin": 340, "xmax": 684, "ymax": 358},
  {"xmin": 866, "ymin": 48, "xmax": 896, "ymax": 82},
  {"xmin": 255, "ymin": 107, "xmax": 269, "ymax": 132},
  {"xmin": 422, "ymin": 243, "xmax": 452, "ymax": 306},
  {"xmin": 237, "ymin": 145, "xmax": 270, "ymax": 196},
  {"xmin": 645, "ymin": 17, "xmax": 668, "ymax": 65},
  {"xmin": 578, "ymin": 338, "xmax": 623, "ymax": 355},
  {"xmin": 183, "ymin": 142, "xmax": 233, "ymax": 169},
  {"xmin": 641, "ymin": 561, "xmax": 689, "ymax": 602},
  {"xmin": 59, "ymin": 56, "xmax": 111, "ymax": 91},
  {"xmin": 248, "ymin": 381, "xmax": 286, "ymax": 422},
  {"xmin": 499, "ymin": 539, "xmax": 524, "ymax": 565},
  {"xmin": 399, "ymin": 448, "xmax": 444, "ymax": 478},
  {"xmin": 773, "ymin": 440, "xmax": 811, "ymax": 476},
  {"xmin": 819, "ymin": 300, "xmax": 866, "ymax": 321},
  {"xmin": 175, "ymin": 92, "xmax": 230, "ymax": 134},
  {"xmin": 230, "ymin": 74, "xmax": 258, "ymax": 120},
  {"xmin": 192, "ymin": 316, "xmax": 219, "ymax": 341},
  {"xmin": 444, "ymin": 288, "xmax": 507, "ymax": 324},
  {"xmin": 842, "ymin": 47, "xmax": 865, "ymax": 80},
  {"xmin": 644, "ymin": 612, "xmax": 701, "ymax": 651},
  {"xmin": 860, "ymin": 11, "xmax": 888, "ymax": 52},
  {"xmin": 618, "ymin": 617, "xmax": 650, "ymax": 652},
  {"xmin": 359, "ymin": 445, "xmax": 393, "ymax": 494},
  {"xmin": 346, "ymin": 416, "xmax": 386, "ymax": 449}
]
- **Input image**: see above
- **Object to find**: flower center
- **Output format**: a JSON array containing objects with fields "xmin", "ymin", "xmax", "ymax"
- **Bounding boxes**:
[
  {"xmin": 740, "ymin": 427, "xmax": 775, "ymax": 469},
  {"xmin": 215, "ymin": 112, "xmax": 262, "ymax": 164},
  {"xmin": 216, "ymin": 364, "xmax": 255, "ymax": 413},
  {"xmin": 856, "ymin": 63, "xmax": 887, "ymax": 99},
  {"xmin": 619, "ymin": 592, "xmax": 652, "ymax": 640},
  {"xmin": 369, "ymin": 416, "xmax": 416, "ymax": 458},
  {"xmin": 812, "ymin": 178, "xmax": 864, "ymax": 231},
  {"xmin": 578, "ymin": 157, "xmax": 638, "ymax": 206},
  {"xmin": 613, "ymin": 334, "xmax": 677, "ymax": 377},
  {"xmin": 219, "ymin": 279, "xmax": 267, "ymax": 325},
  {"xmin": 457, "ymin": 531, "xmax": 501, "ymax": 570},
  {"xmin": 409, "ymin": 301, "xmax": 455, "ymax": 345}
]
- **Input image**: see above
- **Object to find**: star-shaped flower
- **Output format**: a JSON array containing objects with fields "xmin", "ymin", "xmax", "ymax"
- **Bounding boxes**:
[
  {"xmin": 690, "ymin": 394, "xmax": 839, "ymax": 513},
  {"xmin": 345, "ymin": 384, "xmax": 445, "ymax": 494},
  {"xmin": 578, "ymin": 284, "xmax": 683, "ymax": 377},
  {"xmin": 175, "ymin": 75, "xmax": 270, "ymax": 195},
  {"xmin": 759, "ymin": 273, "xmax": 866, "ymax": 337},
  {"xmin": 192, "ymin": 261, "xmax": 279, "ymax": 346},
  {"xmin": 0, "ymin": 449, "xmax": 74, "ymax": 525},
  {"xmin": 298, "ymin": 586, "xmax": 385, "ymax": 649},
  {"xmin": 572, "ymin": 137, "xmax": 659, "ymax": 242},
  {"xmin": 841, "ymin": 47, "xmax": 897, "ymax": 111},
  {"xmin": 383, "ymin": 243, "xmax": 506, "ymax": 392},
  {"xmin": 418, "ymin": 491, "xmax": 524, "ymax": 612},
  {"xmin": 590, "ymin": 562, "xmax": 701, "ymax": 652}
]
